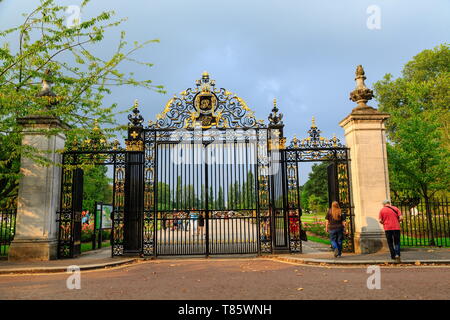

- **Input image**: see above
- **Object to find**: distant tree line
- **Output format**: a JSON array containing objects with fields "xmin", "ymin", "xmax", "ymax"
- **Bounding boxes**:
[{"xmin": 156, "ymin": 171, "xmax": 256, "ymax": 211}]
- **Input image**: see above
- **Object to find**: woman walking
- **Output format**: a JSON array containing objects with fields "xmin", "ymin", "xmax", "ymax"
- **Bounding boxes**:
[{"xmin": 325, "ymin": 201, "xmax": 346, "ymax": 258}]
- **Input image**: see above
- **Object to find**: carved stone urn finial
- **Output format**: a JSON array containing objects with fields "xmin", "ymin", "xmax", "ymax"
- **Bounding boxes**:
[
  {"xmin": 36, "ymin": 69, "xmax": 60, "ymax": 108},
  {"xmin": 349, "ymin": 65, "xmax": 375, "ymax": 111},
  {"xmin": 36, "ymin": 69, "xmax": 56, "ymax": 98}
]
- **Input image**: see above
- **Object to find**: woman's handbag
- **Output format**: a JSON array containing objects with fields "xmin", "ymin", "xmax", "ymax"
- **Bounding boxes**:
[{"xmin": 300, "ymin": 229, "xmax": 308, "ymax": 241}]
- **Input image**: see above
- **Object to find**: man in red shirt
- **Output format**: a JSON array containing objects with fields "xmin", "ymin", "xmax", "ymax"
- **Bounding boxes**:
[{"xmin": 379, "ymin": 199, "xmax": 403, "ymax": 262}]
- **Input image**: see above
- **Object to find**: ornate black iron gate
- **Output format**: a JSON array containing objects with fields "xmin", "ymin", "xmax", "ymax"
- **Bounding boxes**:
[
  {"xmin": 134, "ymin": 72, "xmax": 276, "ymax": 256},
  {"xmin": 282, "ymin": 118, "xmax": 354, "ymax": 252},
  {"xmin": 145, "ymin": 129, "xmax": 265, "ymax": 256},
  {"xmin": 57, "ymin": 147, "xmax": 126, "ymax": 258},
  {"xmin": 57, "ymin": 72, "xmax": 354, "ymax": 258}
]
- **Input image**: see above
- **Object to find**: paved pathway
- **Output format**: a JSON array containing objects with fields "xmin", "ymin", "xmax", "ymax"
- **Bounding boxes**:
[
  {"xmin": 0, "ymin": 247, "xmax": 135, "ymax": 274},
  {"xmin": 281, "ymin": 241, "xmax": 450, "ymax": 264},
  {"xmin": 0, "ymin": 241, "xmax": 449, "ymax": 275},
  {"xmin": 0, "ymin": 258, "xmax": 449, "ymax": 300}
]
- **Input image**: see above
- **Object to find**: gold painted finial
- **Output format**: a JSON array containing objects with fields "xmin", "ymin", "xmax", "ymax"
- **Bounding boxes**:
[
  {"xmin": 311, "ymin": 116, "xmax": 316, "ymax": 128},
  {"xmin": 134, "ymin": 99, "xmax": 139, "ymax": 108},
  {"xmin": 273, "ymin": 98, "xmax": 277, "ymax": 107},
  {"xmin": 202, "ymin": 71, "xmax": 209, "ymax": 77}
]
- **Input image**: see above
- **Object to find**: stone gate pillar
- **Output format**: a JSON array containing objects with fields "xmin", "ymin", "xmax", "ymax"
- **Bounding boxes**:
[
  {"xmin": 339, "ymin": 65, "xmax": 390, "ymax": 254},
  {"xmin": 8, "ymin": 116, "xmax": 68, "ymax": 261}
]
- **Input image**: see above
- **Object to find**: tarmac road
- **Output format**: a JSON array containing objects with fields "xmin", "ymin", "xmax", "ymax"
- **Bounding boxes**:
[{"xmin": 0, "ymin": 258, "xmax": 448, "ymax": 300}]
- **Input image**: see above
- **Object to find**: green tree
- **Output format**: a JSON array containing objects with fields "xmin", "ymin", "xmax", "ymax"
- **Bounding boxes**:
[
  {"xmin": 0, "ymin": 0, "xmax": 164, "ymax": 207},
  {"xmin": 228, "ymin": 183, "xmax": 235, "ymax": 209},
  {"xmin": 157, "ymin": 182, "xmax": 172, "ymax": 211},
  {"xmin": 175, "ymin": 176, "xmax": 182, "ymax": 209},
  {"xmin": 374, "ymin": 44, "xmax": 450, "ymax": 244},
  {"xmin": 373, "ymin": 44, "xmax": 449, "ymax": 149},
  {"xmin": 0, "ymin": 137, "xmax": 20, "ymax": 208},
  {"xmin": 217, "ymin": 186, "xmax": 225, "ymax": 210},
  {"xmin": 82, "ymin": 165, "xmax": 111, "ymax": 213},
  {"xmin": 241, "ymin": 171, "xmax": 256, "ymax": 209},
  {"xmin": 307, "ymin": 194, "xmax": 323, "ymax": 215},
  {"xmin": 233, "ymin": 181, "xmax": 241, "ymax": 209},
  {"xmin": 200, "ymin": 184, "xmax": 206, "ymax": 209},
  {"xmin": 373, "ymin": 44, "xmax": 450, "ymax": 196},
  {"xmin": 208, "ymin": 185, "xmax": 214, "ymax": 209},
  {"xmin": 183, "ymin": 184, "xmax": 197, "ymax": 209},
  {"xmin": 300, "ymin": 162, "xmax": 329, "ymax": 211}
]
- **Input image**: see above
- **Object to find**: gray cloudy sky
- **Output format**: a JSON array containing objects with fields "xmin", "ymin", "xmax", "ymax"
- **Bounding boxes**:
[{"xmin": 1, "ymin": 0, "xmax": 449, "ymax": 143}]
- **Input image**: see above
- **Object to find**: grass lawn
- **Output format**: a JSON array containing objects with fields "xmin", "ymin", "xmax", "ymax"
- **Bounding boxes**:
[
  {"xmin": 305, "ymin": 233, "xmax": 450, "ymax": 248},
  {"xmin": 302, "ymin": 213, "xmax": 327, "ymax": 223},
  {"xmin": 306, "ymin": 234, "xmax": 331, "ymax": 245},
  {"xmin": 400, "ymin": 236, "xmax": 450, "ymax": 247},
  {"xmin": 81, "ymin": 240, "xmax": 111, "ymax": 252}
]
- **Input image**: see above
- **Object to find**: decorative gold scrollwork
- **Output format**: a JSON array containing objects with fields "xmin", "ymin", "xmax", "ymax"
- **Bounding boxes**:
[
  {"xmin": 149, "ymin": 72, "xmax": 264, "ymax": 129},
  {"xmin": 125, "ymin": 140, "xmax": 144, "ymax": 151}
]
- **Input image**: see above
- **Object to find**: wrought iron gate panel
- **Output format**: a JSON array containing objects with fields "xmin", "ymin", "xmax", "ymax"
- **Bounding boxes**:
[
  {"xmin": 57, "ymin": 155, "xmax": 75, "ymax": 258},
  {"xmin": 145, "ymin": 128, "xmax": 266, "ymax": 256},
  {"xmin": 284, "ymin": 119, "xmax": 355, "ymax": 253},
  {"xmin": 57, "ymin": 147, "xmax": 127, "ymax": 258},
  {"xmin": 257, "ymin": 129, "xmax": 271, "ymax": 253},
  {"xmin": 112, "ymin": 153, "xmax": 126, "ymax": 256},
  {"xmin": 336, "ymin": 159, "xmax": 354, "ymax": 252},
  {"xmin": 270, "ymin": 148, "xmax": 288, "ymax": 250},
  {"xmin": 143, "ymin": 130, "xmax": 156, "ymax": 256},
  {"xmin": 284, "ymin": 155, "xmax": 302, "ymax": 252},
  {"xmin": 57, "ymin": 154, "xmax": 83, "ymax": 258},
  {"xmin": 153, "ymin": 139, "xmax": 208, "ymax": 255},
  {"xmin": 206, "ymin": 138, "xmax": 259, "ymax": 255}
]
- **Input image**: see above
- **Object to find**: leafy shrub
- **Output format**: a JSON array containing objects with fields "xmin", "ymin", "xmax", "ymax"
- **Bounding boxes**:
[
  {"xmin": 101, "ymin": 229, "xmax": 111, "ymax": 241},
  {"xmin": 302, "ymin": 221, "xmax": 328, "ymax": 238},
  {"xmin": 81, "ymin": 223, "xmax": 94, "ymax": 242}
]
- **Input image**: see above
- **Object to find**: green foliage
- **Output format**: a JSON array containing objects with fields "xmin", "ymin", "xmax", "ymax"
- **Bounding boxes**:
[
  {"xmin": 157, "ymin": 182, "xmax": 172, "ymax": 210},
  {"xmin": 373, "ymin": 44, "xmax": 450, "ymax": 198},
  {"xmin": 242, "ymin": 171, "xmax": 256, "ymax": 209},
  {"xmin": 183, "ymin": 184, "xmax": 197, "ymax": 209},
  {"xmin": 0, "ymin": 0, "xmax": 164, "ymax": 206},
  {"xmin": 385, "ymin": 97, "xmax": 449, "ymax": 197},
  {"xmin": 306, "ymin": 194, "xmax": 324, "ymax": 214},
  {"xmin": 0, "ymin": 135, "xmax": 20, "ymax": 208},
  {"xmin": 82, "ymin": 165, "xmax": 112, "ymax": 212},
  {"xmin": 217, "ymin": 186, "xmax": 225, "ymax": 210},
  {"xmin": 156, "ymin": 171, "xmax": 257, "ymax": 211},
  {"xmin": 208, "ymin": 185, "xmax": 214, "ymax": 209},
  {"xmin": 300, "ymin": 162, "xmax": 329, "ymax": 212},
  {"xmin": 302, "ymin": 221, "xmax": 327, "ymax": 238}
]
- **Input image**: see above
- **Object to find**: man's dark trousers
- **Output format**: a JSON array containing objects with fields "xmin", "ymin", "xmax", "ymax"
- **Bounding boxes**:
[{"xmin": 385, "ymin": 230, "xmax": 401, "ymax": 259}]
